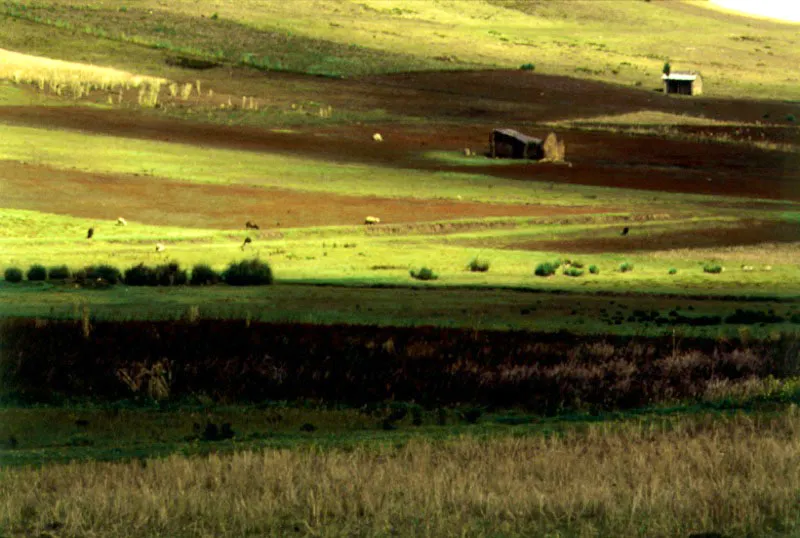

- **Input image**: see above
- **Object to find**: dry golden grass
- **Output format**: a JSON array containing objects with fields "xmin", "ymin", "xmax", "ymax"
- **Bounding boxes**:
[
  {"xmin": 0, "ymin": 48, "xmax": 165, "ymax": 98},
  {"xmin": 552, "ymin": 110, "xmax": 747, "ymax": 127},
  {"xmin": 3, "ymin": 411, "xmax": 800, "ymax": 537},
  {"xmin": 648, "ymin": 242, "xmax": 800, "ymax": 265}
]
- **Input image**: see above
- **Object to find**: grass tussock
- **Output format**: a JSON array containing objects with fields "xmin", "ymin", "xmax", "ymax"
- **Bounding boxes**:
[
  {"xmin": 2, "ymin": 411, "xmax": 800, "ymax": 537},
  {"xmin": 409, "ymin": 267, "xmax": 438, "ymax": 281}
]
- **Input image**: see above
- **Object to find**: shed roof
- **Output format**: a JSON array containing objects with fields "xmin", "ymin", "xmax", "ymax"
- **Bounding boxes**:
[
  {"xmin": 492, "ymin": 128, "xmax": 542, "ymax": 145},
  {"xmin": 662, "ymin": 71, "xmax": 700, "ymax": 81}
]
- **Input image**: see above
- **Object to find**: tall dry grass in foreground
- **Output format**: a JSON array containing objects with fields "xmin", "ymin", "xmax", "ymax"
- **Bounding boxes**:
[{"xmin": 3, "ymin": 411, "xmax": 800, "ymax": 537}]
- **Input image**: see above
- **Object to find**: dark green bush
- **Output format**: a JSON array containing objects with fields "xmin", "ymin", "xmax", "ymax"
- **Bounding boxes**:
[
  {"xmin": 190, "ymin": 264, "xmax": 221, "ymax": 286},
  {"xmin": 703, "ymin": 263, "xmax": 723, "ymax": 274},
  {"xmin": 223, "ymin": 259, "xmax": 273, "ymax": 286},
  {"xmin": 47, "ymin": 265, "xmax": 71, "ymax": 280},
  {"xmin": 154, "ymin": 262, "xmax": 187, "ymax": 286},
  {"xmin": 668, "ymin": 267, "xmax": 678, "ymax": 275},
  {"xmin": 534, "ymin": 261, "xmax": 560, "ymax": 277},
  {"xmin": 787, "ymin": 114, "xmax": 796, "ymax": 123},
  {"xmin": 26, "ymin": 264, "xmax": 47, "ymax": 281},
  {"xmin": 85, "ymin": 264, "xmax": 122, "ymax": 285},
  {"xmin": 619, "ymin": 262, "xmax": 634, "ymax": 273},
  {"xmin": 569, "ymin": 261, "xmax": 585, "ymax": 269},
  {"xmin": 467, "ymin": 258, "xmax": 490, "ymax": 272},
  {"xmin": 563, "ymin": 267, "xmax": 584, "ymax": 277},
  {"xmin": 410, "ymin": 267, "xmax": 438, "ymax": 281},
  {"xmin": 520, "ymin": 63, "xmax": 535, "ymax": 71},
  {"xmin": 589, "ymin": 265, "xmax": 600, "ymax": 274},
  {"xmin": 4, "ymin": 267, "xmax": 23, "ymax": 283},
  {"xmin": 124, "ymin": 263, "xmax": 156, "ymax": 286}
]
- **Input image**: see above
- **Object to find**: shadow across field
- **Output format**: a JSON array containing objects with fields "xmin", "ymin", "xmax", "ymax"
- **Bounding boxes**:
[{"xmin": 3, "ymin": 319, "xmax": 798, "ymax": 414}]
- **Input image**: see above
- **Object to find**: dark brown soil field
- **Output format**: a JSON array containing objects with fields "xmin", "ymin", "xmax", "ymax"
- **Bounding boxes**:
[
  {"xmin": 1, "ymin": 70, "xmax": 798, "ymax": 207},
  {"xmin": 459, "ymin": 219, "xmax": 800, "ymax": 253}
]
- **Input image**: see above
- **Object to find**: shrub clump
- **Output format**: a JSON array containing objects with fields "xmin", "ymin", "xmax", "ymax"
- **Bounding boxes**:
[
  {"xmin": 619, "ymin": 262, "xmax": 634, "ymax": 273},
  {"xmin": 4, "ymin": 267, "xmax": 23, "ymax": 283},
  {"xmin": 534, "ymin": 260, "xmax": 560, "ymax": 277},
  {"xmin": 154, "ymin": 262, "xmax": 187, "ymax": 286},
  {"xmin": 519, "ymin": 63, "xmax": 535, "ymax": 71},
  {"xmin": 563, "ymin": 267, "xmax": 584, "ymax": 277},
  {"xmin": 84, "ymin": 264, "xmax": 122, "ymax": 285},
  {"xmin": 26, "ymin": 264, "xmax": 47, "ymax": 281},
  {"xmin": 410, "ymin": 267, "xmax": 438, "ymax": 281},
  {"xmin": 467, "ymin": 258, "xmax": 490, "ymax": 273},
  {"xmin": 223, "ymin": 259, "xmax": 274, "ymax": 286},
  {"xmin": 668, "ymin": 267, "xmax": 678, "ymax": 275},
  {"xmin": 48, "ymin": 265, "xmax": 71, "ymax": 281},
  {"xmin": 124, "ymin": 263, "xmax": 155, "ymax": 286},
  {"xmin": 589, "ymin": 265, "xmax": 600, "ymax": 275},
  {"xmin": 190, "ymin": 264, "xmax": 221, "ymax": 286},
  {"xmin": 703, "ymin": 263, "xmax": 723, "ymax": 274}
]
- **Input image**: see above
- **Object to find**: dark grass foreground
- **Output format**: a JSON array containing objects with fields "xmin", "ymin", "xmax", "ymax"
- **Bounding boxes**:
[{"xmin": 2, "ymin": 319, "xmax": 797, "ymax": 411}]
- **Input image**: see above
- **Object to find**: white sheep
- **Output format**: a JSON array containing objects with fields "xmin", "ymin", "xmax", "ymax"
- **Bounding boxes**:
[
  {"xmin": 117, "ymin": 217, "xmax": 127, "ymax": 226},
  {"xmin": 372, "ymin": 133, "xmax": 383, "ymax": 142},
  {"xmin": 364, "ymin": 216, "xmax": 381, "ymax": 225},
  {"xmin": 155, "ymin": 243, "xmax": 166, "ymax": 253}
]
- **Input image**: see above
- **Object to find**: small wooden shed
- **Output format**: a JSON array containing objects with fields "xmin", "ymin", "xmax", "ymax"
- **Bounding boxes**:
[
  {"xmin": 662, "ymin": 71, "xmax": 703, "ymax": 96},
  {"xmin": 489, "ymin": 129, "xmax": 544, "ymax": 159}
]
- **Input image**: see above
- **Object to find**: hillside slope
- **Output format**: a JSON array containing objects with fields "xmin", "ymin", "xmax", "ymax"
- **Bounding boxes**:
[{"xmin": 1, "ymin": 0, "xmax": 798, "ymax": 100}]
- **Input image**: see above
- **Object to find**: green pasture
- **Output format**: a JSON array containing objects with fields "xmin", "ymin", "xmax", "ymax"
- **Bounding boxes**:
[
  {"xmin": 2, "ymin": 203, "xmax": 799, "ymax": 338},
  {"xmin": 2, "ymin": 0, "xmax": 798, "ymax": 100},
  {"xmin": 2, "ymin": 206, "xmax": 799, "ymax": 296},
  {"xmin": 0, "ymin": 123, "xmax": 784, "ymax": 211}
]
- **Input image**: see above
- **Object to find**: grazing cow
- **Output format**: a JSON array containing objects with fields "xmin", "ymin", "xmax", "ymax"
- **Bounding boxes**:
[
  {"xmin": 245, "ymin": 221, "xmax": 260, "ymax": 230},
  {"xmin": 241, "ymin": 237, "xmax": 252, "ymax": 250},
  {"xmin": 155, "ymin": 243, "xmax": 166, "ymax": 253},
  {"xmin": 117, "ymin": 217, "xmax": 127, "ymax": 226},
  {"xmin": 372, "ymin": 133, "xmax": 383, "ymax": 142},
  {"xmin": 364, "ymin": 216, "xmax": 381, "ymax": 225},
  {"xmin": 621, "ymin": 227, "xmax": 629, "ymax": 236},
  {"xmin": 87, "ymin": 227, "xmax": 94, "ymax": 239}
]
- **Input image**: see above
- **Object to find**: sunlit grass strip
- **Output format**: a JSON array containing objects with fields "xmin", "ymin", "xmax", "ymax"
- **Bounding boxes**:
[
  {"xmin": 0, "ymin": 123, "xmax": 739, "ymax": 208},
  {"xmin": 0, "ymin": 48, "xmax": 166, "ymax": 99},
  {"xmin": 2, "ymin": 410, "xmax": 799, "ymax": 537}
]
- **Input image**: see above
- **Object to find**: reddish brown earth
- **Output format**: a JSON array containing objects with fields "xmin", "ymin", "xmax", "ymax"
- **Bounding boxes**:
[
  {"xmin": 469, "ymin": 219, "xmax": 800, "ymax": 253},
  {"xmin": 0, "ymin": 161, "xmax": 603, "ymax": 229}
]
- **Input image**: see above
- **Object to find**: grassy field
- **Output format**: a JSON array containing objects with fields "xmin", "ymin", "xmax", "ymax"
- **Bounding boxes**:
[
  {"xmin": 1, "ymin": 1, "xmax": 799, "ymax": 536},
  {"xmin": 2, "ymin": 405, "xmax": 800, "ymax": 537},
  {"xmin": 3, "ymin": 0, "xmax": 798, "ymax": 100}
]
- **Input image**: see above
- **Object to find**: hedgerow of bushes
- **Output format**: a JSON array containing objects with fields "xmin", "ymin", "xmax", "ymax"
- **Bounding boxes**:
[
  {"xmin": 4, "ymin": 267, "xmax": 23, "ymax": 283},
  {"xmin": 26, "ymin": 264, "xmax": 47, "ymax": 281},
  {"xmin": 2, "ymin": 260, "xmax": 272, "ymax": 287}
]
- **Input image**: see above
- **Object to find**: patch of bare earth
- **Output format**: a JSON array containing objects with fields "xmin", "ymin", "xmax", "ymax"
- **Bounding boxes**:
[
  {"xmin": 0, "ymin": 161, "xmax": 604, "ymax": 229},
  {"xmin": 472, "ymin": 220, "xmax": 800, "ymax": 253}
]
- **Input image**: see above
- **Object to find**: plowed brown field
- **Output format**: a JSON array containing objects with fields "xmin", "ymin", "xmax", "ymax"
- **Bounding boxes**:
[{"xmin": 1, "ymin": 70, "xmax": 798, "ymax": 230}]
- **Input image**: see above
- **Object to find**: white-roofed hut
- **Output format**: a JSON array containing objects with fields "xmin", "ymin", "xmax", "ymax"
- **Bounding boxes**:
[{"xmin": 662, "ymin": 71, "xmax": 703, "ymax": 96}]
